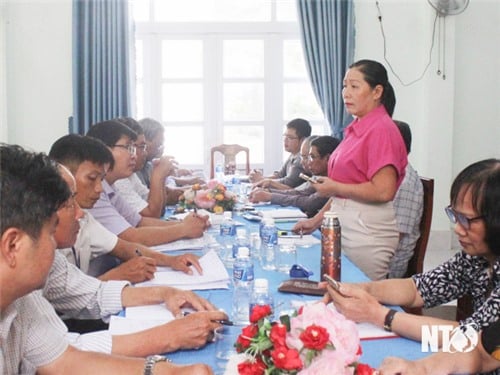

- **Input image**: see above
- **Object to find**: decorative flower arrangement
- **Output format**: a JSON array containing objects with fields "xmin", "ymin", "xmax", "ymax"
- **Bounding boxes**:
[
  {"xmin": 229, "ymin": 303, "xmax": 375, "ymax": 375},
  {"xmin": 178, "ymin": 179, "xmax": 237, "ymax": 214}
]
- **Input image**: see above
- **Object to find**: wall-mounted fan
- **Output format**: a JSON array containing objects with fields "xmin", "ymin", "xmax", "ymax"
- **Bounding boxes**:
[{"xmin": 427, "ymin": 0, "xmax": 470, "ymax": 16}]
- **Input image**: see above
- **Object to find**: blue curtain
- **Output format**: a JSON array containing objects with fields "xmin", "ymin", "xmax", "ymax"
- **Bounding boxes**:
[
  {"xmin": 297, "ymin": 0, "xmax": 355, "ymax": 139},
  {"xmin": 71, "ymin": 0, "xmax": 132, "ymax": 134}
]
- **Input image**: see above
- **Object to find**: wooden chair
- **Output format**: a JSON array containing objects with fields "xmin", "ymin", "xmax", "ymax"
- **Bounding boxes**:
[
  {"xmin": 210, "ymin": 144, "xmax": 250, "ymax": 179},
  {"xmin": 403, "ymin": 177, "xmax": 434, "ymax": 315}
]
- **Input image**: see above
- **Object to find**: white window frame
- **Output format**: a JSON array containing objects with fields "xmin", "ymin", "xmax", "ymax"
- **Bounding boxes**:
[{"xmin": 134, "ymin": 20, "xmax": 327, "ymax": 176}]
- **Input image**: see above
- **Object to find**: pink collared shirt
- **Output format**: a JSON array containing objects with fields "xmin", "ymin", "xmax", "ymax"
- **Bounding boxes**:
[{"xmin": 328, "ymin": 105, "xmax": 407, "ymax": 189}]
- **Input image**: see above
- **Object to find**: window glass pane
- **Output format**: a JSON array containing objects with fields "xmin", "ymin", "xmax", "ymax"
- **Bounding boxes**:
[
  {"xmin": 311, "ymin": 124, "xmax": 329, "ymax": 137},
  {"xmin": 283, "ymin": 39, "xmax": 308, "ymax": 78},
  {"xmin": 224, "ymin": 83, "xmax": 264, "ymax": 121},
  {"xmin": 162, "ymin": 83, "xmax": 203, "ymax": 121},
  {"xmin": 224, "ymin": 126, "xmax": 264, "ymax": 164},
  {"xmin": 224, "ymin": 40, "xmax": 264, "ymax": 78},
  {"xmin": 276, "ymin": 0, "xmax": 297, "ymax": 22},
  {"xmin": 163, "ymin": 126, "xmax": 204, "ymax": 164},
  {"xmin": 154, "ymin": 0, "xmax": 270, "ymax": 22},
  {"xmin": 136, "ymin": 81, "xmax": 144, "ymax": 119},
  {"xmin": 135, "ymin": 40, "xmax": 143, "ymax": 80},
  {"xmin": 283, "ymin": 82, "xmax": 324, "ymax": 121},
  {"xmin": 162, "ymin": 40, "xmax": 203, "ymax": 79},
  {"xmin": 132, "ymin": 0, "xmax": 150, "ymax": 22}
]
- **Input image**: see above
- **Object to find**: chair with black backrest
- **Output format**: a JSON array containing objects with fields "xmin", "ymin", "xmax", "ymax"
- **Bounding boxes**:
[
  {"xmin": 403, "ymin": 176, "xmax": 434, "ymax": 315},
  {"xmin": 210, "ymin": 144, "xmax": 250, "ymax": 179}
]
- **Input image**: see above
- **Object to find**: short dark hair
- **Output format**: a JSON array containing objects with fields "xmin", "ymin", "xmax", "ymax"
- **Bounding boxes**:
[
  {"xmin": 349, "ymin": 59, "xmax": 396, "ymax": 117},
  {"xmin": 287, "ymin": 118, "xmax": 312, "ymax": 139},
  {"xmin": 394, "ymin": 120, "xmax": 412, "ymax": 154},
  {"xmin": 450, "ymin": 159, "xmax": 500, "ymax": 256},
  {"xmin": 1, "ymin": 144, "xmax": 70, "ymax": 239},
  {"xmin": 86, "ymin": 120, "xmax": 137, "ymax": 146},
  {"xmin": 115, "ymin": 117, "xmax": 144, "ymax": 136},
  {"xmin": 310, "ymin": 136, "xmax": 341, "ymax": 158},
  {"xmin": 49, "ymin": 134, "xmax": 115, "ymax": 174}
]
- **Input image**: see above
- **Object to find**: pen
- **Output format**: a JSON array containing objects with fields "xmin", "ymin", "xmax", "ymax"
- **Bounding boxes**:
[
  {"xmin": 211, "ymin": 319, "xmax": 234, "ymax": 326},
  {"xmin": 135, "ymin": 249, "xmax": 142, "ymax": 256}
]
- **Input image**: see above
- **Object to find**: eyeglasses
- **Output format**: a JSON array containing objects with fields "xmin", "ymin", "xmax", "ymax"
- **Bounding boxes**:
[
  {"xmin": 112, "ymin": 144, "xmax": 136, "ymax": 155},
  {"xmin": 135, "ymin": 143, "xmax": 148, "ymax": 152},
  {"xmin": 445, "ymin": 205, "xmax": 484, "ymax": 230},
  {"xmin": 282, "ymin": 134, "xmax": 299, "ymax": 141}
]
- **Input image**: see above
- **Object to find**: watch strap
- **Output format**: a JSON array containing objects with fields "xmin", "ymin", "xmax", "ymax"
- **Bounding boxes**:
[{"xmin": 383, "ymin": 309, "xmax": 397, "ymax": 332}]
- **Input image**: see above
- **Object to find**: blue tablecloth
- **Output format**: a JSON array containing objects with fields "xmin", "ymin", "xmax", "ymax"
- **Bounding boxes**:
[{"xmin": 162, "ymin": 207, "xmax": 431, "ymax": 369}]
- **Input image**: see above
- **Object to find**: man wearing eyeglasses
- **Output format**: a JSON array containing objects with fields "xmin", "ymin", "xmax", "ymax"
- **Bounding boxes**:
[
  {"xmin": 249, "ymin": 118, "xmax": 312, "ymax": 188},
  {"xmin": 85, "ymin": 120, "xmax": 209, "ymax": 249},
  {"xmin": 113, "ymin": 117, "xmax": 175, "ymax": 218}
]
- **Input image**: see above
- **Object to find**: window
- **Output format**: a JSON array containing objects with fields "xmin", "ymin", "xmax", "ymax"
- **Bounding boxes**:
[{"xmin": 132, "ymin": 0, "xmax": 327, "ymax": 176}]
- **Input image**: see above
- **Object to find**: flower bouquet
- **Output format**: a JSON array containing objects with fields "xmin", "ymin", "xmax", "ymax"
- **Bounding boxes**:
[
  {"xmin": 228, "ymin": 303, "xmax": 375, "ymax": 375},
  {"xmin": 177, "ymin": 179, "xmax": 237, "ymax": 214}
]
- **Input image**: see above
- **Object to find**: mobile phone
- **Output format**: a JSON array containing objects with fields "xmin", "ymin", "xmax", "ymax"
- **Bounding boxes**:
[
  {"xmin": 323, "ymin": 274, "xmax": 341, "ymax": 292},
  {"xmin": 299, "ymin": 173, "xmax": 317, "ymax": 184}
]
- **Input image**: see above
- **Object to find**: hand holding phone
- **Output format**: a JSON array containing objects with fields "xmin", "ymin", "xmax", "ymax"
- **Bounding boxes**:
[
  {"xmin": 299, "ymin": 173, "xmax": 317, "ymax": 184},
  {"xmin": 323, "ymin": 274, "xmax": 344, "ymax": 295}
]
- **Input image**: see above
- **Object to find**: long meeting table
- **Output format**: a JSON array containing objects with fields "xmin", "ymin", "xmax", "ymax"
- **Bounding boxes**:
[{"xmin": 151, "ymin": 206, "xmax": 432, "ymax": 370}]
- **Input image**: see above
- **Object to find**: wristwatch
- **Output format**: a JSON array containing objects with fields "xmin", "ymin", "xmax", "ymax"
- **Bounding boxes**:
[{"xmin": 144, "ymin": 355, "xmax": 168, "ymax": 375}]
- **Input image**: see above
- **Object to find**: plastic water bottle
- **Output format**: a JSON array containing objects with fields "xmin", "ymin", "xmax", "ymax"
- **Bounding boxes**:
[
  {"xmin": 215, "ymin": 163, "xmax": 224, "ymax": 182},
  {"xmin": 219, "ymin": 212, "xmax": 236, "ymax": 267},
  {"xmin": 232, "ymin": 247, "xmax": 254, "ymax": 325},
  {"xmin": 260, "ymin": 217, "xmax": 278, "ymax": 270},
  {"xmin": 249, "ymin": 278, "xmax": 274, "ymax": 321},
  {"xmin": 232, "ymin": 228, "xmax": 250, "ymax": 258}
]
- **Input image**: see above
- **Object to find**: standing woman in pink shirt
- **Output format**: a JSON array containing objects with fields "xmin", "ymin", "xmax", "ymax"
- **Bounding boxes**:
[{"xmin": 293, "ymin": 59, "xmax": 407, "ymax": 280}]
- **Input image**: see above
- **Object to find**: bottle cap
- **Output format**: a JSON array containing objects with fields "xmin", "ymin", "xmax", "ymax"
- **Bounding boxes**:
[
  {"xmin": 237, "ymin": 247, "xmax": 250, "ymax": 258},
  {"xmin": 324, "ymin": 211, "xmax": 338, "ymax": 218},
  {"xmin": 236, "ymin": 228, "xmax": 247, "ymax": 237},
  {"xmin": 254, "ymin": 278, "xmax": 268, "ymax": 291}
]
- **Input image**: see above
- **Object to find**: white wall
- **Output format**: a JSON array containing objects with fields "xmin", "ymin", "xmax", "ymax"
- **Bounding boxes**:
[
  {"xmin": 3, "ymin": 0, "xmax": 499, "ymax": 233},
  {"xmin": 3, "ymin": 0, "xmax": 72, "ymax": 153},
  {"xmin": 353, "ymin": 0, "xmax": 500, "ymax": 232},
  {"xmin": 0, "ymin": 0, "xmax": 8, "ymax": 141}
]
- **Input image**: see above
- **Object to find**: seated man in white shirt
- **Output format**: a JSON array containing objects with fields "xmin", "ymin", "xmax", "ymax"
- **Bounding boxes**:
[
  {"xmin": 0, "ymin": 144, "xmax": 212, "ymax": 375},
  {"xmin": 49, "ymin": 134, "xmax": 203, "ymax": 282},
  {"xmin": 113, "ymin": 117, "xmax": 176, "ymax": 218},
  {"xmin": 84, "ymin": 120, "xmax": 208, "ymax": 248}
]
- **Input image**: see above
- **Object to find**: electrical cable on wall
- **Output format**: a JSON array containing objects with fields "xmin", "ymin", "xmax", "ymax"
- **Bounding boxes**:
[{"xmin": 375, "ymin": 1, "xmax": 438, "ymax": 86}]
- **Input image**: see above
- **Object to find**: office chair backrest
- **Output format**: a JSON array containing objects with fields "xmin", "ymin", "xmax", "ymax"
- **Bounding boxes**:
[{"xmin": 403, "ymin": 176, "xmax": 434, "ymax": 316}]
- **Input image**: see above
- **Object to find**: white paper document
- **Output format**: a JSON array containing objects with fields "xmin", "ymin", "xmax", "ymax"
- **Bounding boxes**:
[
  {"xmin": 150, "ymin": 237, "xmax": 206, "ymax": 252},
  {"xmin": 109, "ymin": 315, "xmax": 170, "ymax": 335},
  {"xmin": 135, "ymin": 249, "xmax": 230, "ymax": 290},
  {"xmin": 260, "ymin": 208, "xmax": 307, "ymax": 220}
]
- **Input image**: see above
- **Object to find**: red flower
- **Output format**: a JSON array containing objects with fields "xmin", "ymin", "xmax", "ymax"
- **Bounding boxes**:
[
  {"xmin": 236, "ymin": 324, "xmax": 258, "ymax": 352},
  {"xmin": 299, "ymin": 324, "xmax": 330, "ymax": 350},
  {"xmin": 269, "ymin": 323, "xmax": 287, "ymax": 348},
  {"xmin": 250, "ymin": 304, "xmax": 272, "ymax": 323},
  {"xmin": 238, "ymin": 357, "xmax": 267, "ymax": 375},
  {"xmin": 356, "ymin": 363, "xmax": 375, "ymax": 375},
  {"xmin": 271, "ymin": 347, "xmax": 303, "ymax": 371}
]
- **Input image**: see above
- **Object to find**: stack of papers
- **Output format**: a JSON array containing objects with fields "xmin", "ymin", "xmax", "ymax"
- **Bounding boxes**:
[
  {"xmin": 260, "ymin": 208, "xmax": 307, "ymax": 221},
  {"xmin": 150, "ymin": 237, "xmax": 206, "ymax": 252},
  {"xmin": 135, "ymin": 249, "xmax": 230, "ymax": 290}
]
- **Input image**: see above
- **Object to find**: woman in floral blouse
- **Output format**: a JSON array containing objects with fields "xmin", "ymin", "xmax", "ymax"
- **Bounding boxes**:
[{"xmin": 325, "ymin": 159, "xmax": 500, "ymax": 363}]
